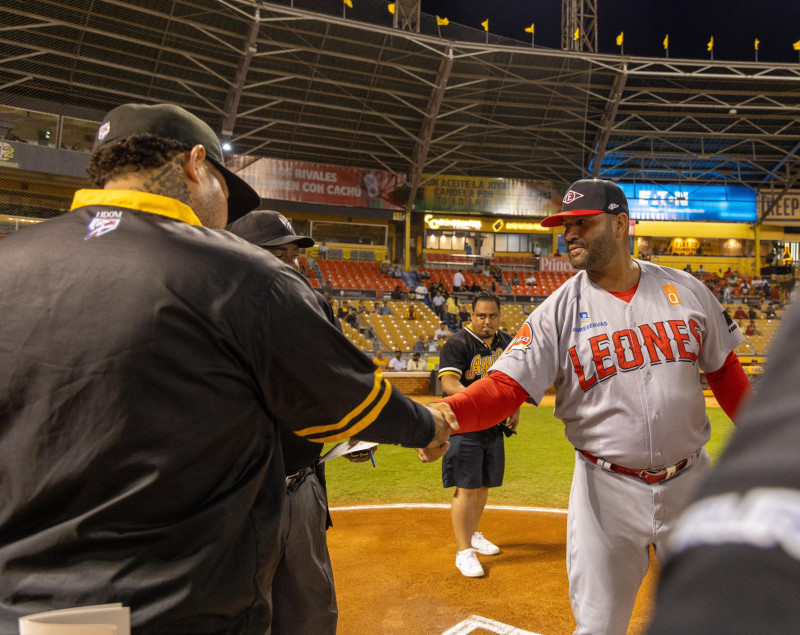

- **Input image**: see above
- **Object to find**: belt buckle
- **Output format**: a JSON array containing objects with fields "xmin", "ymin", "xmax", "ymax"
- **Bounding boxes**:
[{"xmin": 639, "ymin": 467, "xmax": 667, "ymax": 484}]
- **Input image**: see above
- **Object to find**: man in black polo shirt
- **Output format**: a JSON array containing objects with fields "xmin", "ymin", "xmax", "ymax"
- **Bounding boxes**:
[
  {"xmin": 0, "ymin": 103, "xmax": 454, "ymax": 633},
  {"xmin": 228, "ymin": 209, "xmax": 367, "ymax": 635}
]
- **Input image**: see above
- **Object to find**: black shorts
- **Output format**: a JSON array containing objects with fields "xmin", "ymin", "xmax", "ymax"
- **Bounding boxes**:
[{"xmin": 442, "ymin": 426, "xmax": 505, "ymax": 489}]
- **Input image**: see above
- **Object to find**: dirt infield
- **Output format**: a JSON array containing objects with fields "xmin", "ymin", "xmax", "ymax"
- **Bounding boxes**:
[{"xmin": 328, "ymin": 505, "xmax": 658, "ymax": 635}]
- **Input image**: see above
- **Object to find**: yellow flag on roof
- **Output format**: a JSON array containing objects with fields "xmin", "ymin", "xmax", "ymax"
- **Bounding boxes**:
[
  {"xmin": 707, "ymin": 36, "xmax": 714, "ymax": 51},
  {"xmin": 616, "ymin": 32, "xmax": 623, "ymax": 46},
  {"xmin": 524, "ymin": 24, "xmax": 535, "ymax": 34},
  {"xmin": 481, "ymin": 19, "xmax": 489, "ymax": 32},
  {"xmin": 436, "ymin": 16, "xmax": 449, "ymax": 26},
  {"xmin": 663, "ymin": 34, "xmax": 669, "ymax": 49},
  {"xmin": 387, "ymin": 3, "xmax": 395, "ymax": 14},
  {"xmin": 793, "ymin": 40, "xmax": 800, "ymax": 51},
  {"xmin": 343, "ymin": 0, "xmax": 352, "ymax": 7},
  {"xmin": 573, "ymin": 27, "xmax": 580, "ymax": 41},
  {"xmin": 754, "ymin": 38, "xmax": 759, "ymax": 50}
]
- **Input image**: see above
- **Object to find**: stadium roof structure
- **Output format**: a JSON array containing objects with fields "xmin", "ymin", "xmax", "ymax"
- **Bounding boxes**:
[{"xmin": 3, "ymin": 0, "xmax": 800, "ymax": 212}]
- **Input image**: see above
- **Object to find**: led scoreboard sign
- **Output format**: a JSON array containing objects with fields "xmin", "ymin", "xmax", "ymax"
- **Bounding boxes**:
[{"xmin": 617, "ymin": 183, "xmax": 756, "ymax": 222}]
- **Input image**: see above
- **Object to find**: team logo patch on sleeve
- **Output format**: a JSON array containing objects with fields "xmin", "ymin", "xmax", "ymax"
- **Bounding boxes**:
[
  {"xmin": 662, "ymin": 284, "xmax": 681, "ymax": 305},
  {"xmin": 506, "ymin": 322, "xmax": 533, "ymax": 354},
  {"xmin": 85, "ymin": 210, "xmax": 123, "ymax": 240}
]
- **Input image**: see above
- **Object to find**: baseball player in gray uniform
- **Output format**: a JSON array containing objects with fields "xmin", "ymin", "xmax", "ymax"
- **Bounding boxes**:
[{"xmin": 432, "ymin": 179, "xmax": 752, "ymax": 634}]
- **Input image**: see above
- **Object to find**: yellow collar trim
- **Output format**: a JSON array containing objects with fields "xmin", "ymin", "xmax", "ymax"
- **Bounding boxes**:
[{"xmin": 71, "ymin": 189, "xmax": 202, "ymax": 226}]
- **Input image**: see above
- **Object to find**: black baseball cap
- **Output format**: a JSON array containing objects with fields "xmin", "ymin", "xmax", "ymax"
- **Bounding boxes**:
[
  {"xmin": 227, "ymin": 210, "xmax": 314, "ymax": 248},
  {"xmin": 93, "ymin": 103, "xmax": 261, "ymax": 223},
  {"xmin": 541, "ymin": 179, "xmax": 629, "ymax": 228}
]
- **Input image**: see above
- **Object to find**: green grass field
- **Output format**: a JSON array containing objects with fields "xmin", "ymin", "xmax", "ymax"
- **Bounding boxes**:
[{"xmin": 324, "ymin": 406, "xmax": 736, "ymax": 509}]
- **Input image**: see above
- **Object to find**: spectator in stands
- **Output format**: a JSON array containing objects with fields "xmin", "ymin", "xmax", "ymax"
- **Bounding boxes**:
[
  {"xmin": 722, "ymin": 283, "xmax": 732, "ymax": 304},
  {"xmin": 697, "ymin": 264, "xmax": 707, "ymax": 274},
  {"xmin": 373, "ymin": 349, "xmax": 389, "ymax": 371},
  {"xmin": 392, "ymin": 265, "xmax": 402, "ymax": 279},
  {"xmin": 453, "ymin": 269, "xmax": 465, "ymax": 292},
  {"xmin": 739, "ymin": 279, "xmax": 750, "ymax": 295},
  {"xmin": 427, "ymin": 339, "xmax": 439, "ymax": 353},
  {"xmin": 489, "ymin": 280, "xmax": 497, "ymax": 294},
  {"xmin": 734, "ymin": 306, "xmax": 747, "ymax": 320},
  {"xmin": 435, "ymin": 322, "xmax": 450, "ymax": 341},
  {"xmin": 386, "ymin": 264, "xmax": 395, "ymax": 277},
  {"xmin": 379, "ymin": 301, "xmax": 393, "ymax": 315},
  {"xmin": 418, "ymin": 267, "xmax": 431, "ymax": 280},
  {"xmin": 765, "ymin": 305, "xmax": 777, "ymax": 320},
  {"xmin": 458, "ymin": 304, "xmax": 471, "ymax": 327},
  {"xmin": 415, "ymin": 282, "xmax": 428, "ymax": 300},
  {"xmin": 337, "ymin": 300, "xmax": 350, "ymax": 320},
  {"xmin": 371, "ymin": 302, "xmax": 380, "ymax": 315},
  {"xmin": 345, "ymin": 308, "xmax": 359, "ymax": 327},
  {"xmin": 762, "ymin": 281, "xmax": 772, "ymax": 300},
  {"xmin": 389, "ymin": 350, "xmax": 407, "ymax": 371},
  {"xmin": 511, "ymin": 272, "xmax": 520, "ymax": 286},
  {"xmin": 683, "ymin": 263, "xmax": 693, "ymax": 273},
  {"xmin": 435, "ymin": 281, "xmax": 446, "ymax": 295},
  {"xmin": 745, "ymin": 319, "xmax": 759, "ymax": 337},
  {"xmin": 407, "ymin": 305, "xmax": 417, "ymax": 320},
  {"xmin": 322, "ymin": 279, "xmax": 333, "ymax": 295},
  {"xmin": 413, "ymin": 336, "xmax": 427, "ymax": 353},
  {"xmin": 748, "ymin": 306, "xmax": 758, "ymax": 320},
  {"xmin": 318, "ymin": 241, "xmax": 329, "ymax": 259},
  {"xmin": 446, "ymin": 295, "xmax": 459, "ymax": 328},
  {"xmin": 470, "ymin": 281, "xmax": 481, "ymax": 293},
  {"xmin": 407, "ymin": 352, "xmax": 426, "ymax": 371},
  {"xmin": 432, "ymin": 291, "xmax": 445, "ymax": 318},
  {"xmin": 533, "ymin": 242, "xmax": 542, "ymax": 259},
  {"xmin": 524, "ymin": 273, "xmax": 537, "ymax": 286},
  {"xmin": 356, "ymin": 300, "xmax": 367, "ymax": 314},
  {"xmin": 391, "ymin": 285, "xmax": 403, "ymax": 300},
  {"xmin": 380, "ymin": 259, "xmax": 390, "ymax": 275},
  {"xmin": 465, "ymin": 243, "xmax": 473, "ymax": 256}
]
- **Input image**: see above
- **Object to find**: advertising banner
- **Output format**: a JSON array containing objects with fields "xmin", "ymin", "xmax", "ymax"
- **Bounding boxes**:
[
  {"xmin": 617, "ymin": 183, "xmax": 756, "ymax": 222},
  {"xmin": 416, "ymin": 174, "xmax": 562, "ymax": 216},
  {"xmin": 227, "ymin": 156, "xmax": 408, "ymax": 210},
  {"xmin": 759, "ymin": 189, "xmax": 800, "ymax": 225}
]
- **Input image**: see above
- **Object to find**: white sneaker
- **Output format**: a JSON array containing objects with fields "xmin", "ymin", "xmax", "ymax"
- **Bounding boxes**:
[
  {"xmin": 471, "ymin": 531, "xmax": 500, "ymax": 555},
  {"xmin": 455, "ymin": 548, "xmax": 484, "ymax": 577}
]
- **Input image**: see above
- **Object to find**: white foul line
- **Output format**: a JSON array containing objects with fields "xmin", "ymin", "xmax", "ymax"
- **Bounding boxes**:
[
  {"xmin": 442, "ymin": 615, "xmax": 541, "ymax": 635},
  {"xmin": 330, "ymin": 502, "xmax": 567, "ymax": 514}
]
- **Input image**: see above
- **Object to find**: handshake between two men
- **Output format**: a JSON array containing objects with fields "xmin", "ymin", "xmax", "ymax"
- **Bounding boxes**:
[{"xmin": 417, "ymin": 402, "xmax": 459, "ymax": 462}]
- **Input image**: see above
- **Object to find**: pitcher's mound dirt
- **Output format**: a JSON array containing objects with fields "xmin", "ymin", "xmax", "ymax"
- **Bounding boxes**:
[{"xmin": 328, "ymin": 506, "xmax": 658, "ymax": 635}]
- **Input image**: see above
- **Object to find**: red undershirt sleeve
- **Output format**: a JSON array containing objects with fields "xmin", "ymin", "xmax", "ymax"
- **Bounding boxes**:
[
  {"xmin": 439, "ymin": 371, "xmax": 530, "ymax": 433},
  {"xmin": 705, "ymin": 351, "xmax": 752, "ymax": 422}
]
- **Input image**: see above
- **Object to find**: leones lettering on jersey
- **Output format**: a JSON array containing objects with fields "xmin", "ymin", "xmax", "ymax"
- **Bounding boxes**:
[
  {"xmin": 562, "ymin": 190, "xmax": 585, "ymax": 205},
  {"xmin": 506, "ymin": 322, "xmax": 533, "ymax": 354},
  {"xmin": 85, "ymin": 210, "xmax": 122, "ymax": 240}
]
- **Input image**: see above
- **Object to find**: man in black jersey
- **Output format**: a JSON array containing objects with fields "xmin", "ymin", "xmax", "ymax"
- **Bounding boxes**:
[{"xmin": 437, "ymin": 291, "xmax": 520, "ymax": 577}]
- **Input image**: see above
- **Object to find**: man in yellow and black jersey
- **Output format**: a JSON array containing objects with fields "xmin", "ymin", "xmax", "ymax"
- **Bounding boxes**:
[
  {"xmin": 438, "ymin": 291, "xmax": 521, "ymax": 578},
  {"xmin": 0, "ymin": 103, "xmax": 454, "ymax": 633}
]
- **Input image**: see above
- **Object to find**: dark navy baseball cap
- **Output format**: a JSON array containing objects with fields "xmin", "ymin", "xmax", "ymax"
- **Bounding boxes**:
[
  {"xmin": 93, "ymin": 103, "xmax": 261, "ymax": 223},
  {"xmin": 542, "ymin": 179, "xmax": 629, "ymax": 228}
]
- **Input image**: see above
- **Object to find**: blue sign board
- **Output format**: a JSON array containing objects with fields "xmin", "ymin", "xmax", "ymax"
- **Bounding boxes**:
[{"xmin": 618, "ymin": 183, "xmax": 756, "ymax": 222}]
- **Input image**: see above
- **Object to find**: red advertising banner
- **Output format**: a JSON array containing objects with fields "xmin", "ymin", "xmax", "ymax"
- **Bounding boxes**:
[{"xmin": 226, "ymin": 156, "xmax": 408, "ymax": 210}]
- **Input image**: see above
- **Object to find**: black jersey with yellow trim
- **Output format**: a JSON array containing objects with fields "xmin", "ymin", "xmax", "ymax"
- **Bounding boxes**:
[
  {"xmin": 0, "ymin": 189, "xmax": 435, "ymax": 632},
  {"xmin": 438, "ymin": 325, "xmax": 512, "ymax": 393}
]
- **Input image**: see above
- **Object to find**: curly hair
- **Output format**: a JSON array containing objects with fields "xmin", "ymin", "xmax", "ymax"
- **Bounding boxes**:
[{"xmin": 87, "ymin": 133, "xmax": 190, "ymax": 188}]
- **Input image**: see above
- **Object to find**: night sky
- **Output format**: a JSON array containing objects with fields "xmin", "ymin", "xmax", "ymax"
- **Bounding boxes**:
[{"xmin": 421, "ymin": 0, "xmax": 800, "ymax": 64}]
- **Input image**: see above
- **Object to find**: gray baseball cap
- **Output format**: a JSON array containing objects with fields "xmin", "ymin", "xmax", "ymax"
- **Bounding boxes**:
[{"xmin": 93, "ymin": 103, "xmax": 261, "ymax": 223}]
